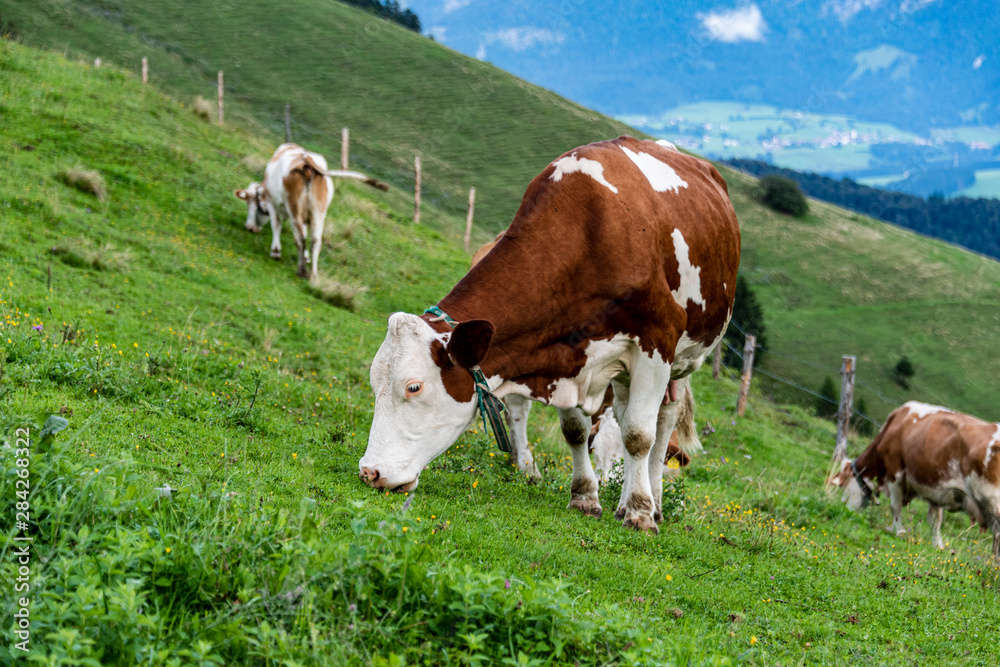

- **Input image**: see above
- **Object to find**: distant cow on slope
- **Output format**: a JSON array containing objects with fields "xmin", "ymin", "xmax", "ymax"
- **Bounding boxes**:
[
  {"xmin": 235, "ymin": 143, "xmax": 387, "ymax": 280},
  {"xmin": 829, "ymin": 401, "xmax": 1000, "ymax": 562}
]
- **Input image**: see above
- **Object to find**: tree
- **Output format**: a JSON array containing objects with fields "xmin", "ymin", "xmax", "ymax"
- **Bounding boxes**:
[
  {"xmin": 815, "ymin": 376, "xmax": 838, "ymax": 419},
  {"xmin": 894, "ymin": 356, "xmax": 915, "ymax": 389},
  {"xmin": 851, "ymin": 396, "xmax": 876, "ymax": 436},
  {"xmin": 722, "ymin": 275, "xmax": 768, "ymax": 367},
  {"xmin": 760, "ymin": 175, "xmax": 809, "ymax": 216}
]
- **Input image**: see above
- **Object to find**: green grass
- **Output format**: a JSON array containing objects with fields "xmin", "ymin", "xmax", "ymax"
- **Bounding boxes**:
[{"xmin": 2, "ymin": 39, "xmax": 1000, "ymax": 665}]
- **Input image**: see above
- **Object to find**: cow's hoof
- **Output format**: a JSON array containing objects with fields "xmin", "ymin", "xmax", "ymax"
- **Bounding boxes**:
[
  {"xmin": 614, "ymin": 506, "xmax": 626, "ymax": 521},
  {"xmin": 297, "ymin": 267, "xmax": 308, "ymax": 278},
  {"xmin": 270, "ymin": 250, "xmax": 281, "ymax": 260},
  {"xmin": 623, "ymin": 513, "xmax": 658, "ymax": 534},
  {"xmin": 568, "ymin": 497, "xmax": 603, "ymax": 518}
]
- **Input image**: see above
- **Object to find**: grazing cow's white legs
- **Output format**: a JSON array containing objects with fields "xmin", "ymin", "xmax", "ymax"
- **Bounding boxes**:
[
  {"xmin": 267, "ymin": 206, "xmax": 282, "ymax": 259},
  {"xmin": 612, "ymin": 359, "xmax": 672, "ymax": 533},
  {"xmin": 559, "ymin": 407, "xmax": 602, "ymax": 517},
  {"xmin": 648, "ymin": 377, "xmax": 688, "ymax": 523},
  {"xmin": 503, "ymin": 394, "xmax": 539, "ymax": 479},
  {"xmin": 886, "ymin": 475, "xmax": 906, "ymax": 535},
  {"xmin": 309, "ymin": 214, "xmax": 325, "ymax": 281},
  {"xmin": 927, "ymin": 504, "xmax": 944, "ymax": 549}
]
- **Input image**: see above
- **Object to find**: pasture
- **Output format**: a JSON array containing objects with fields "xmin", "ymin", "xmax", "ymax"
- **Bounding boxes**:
[{"xmin": 2, "ymin": 40, "xmax": 999, "ymax": 665}]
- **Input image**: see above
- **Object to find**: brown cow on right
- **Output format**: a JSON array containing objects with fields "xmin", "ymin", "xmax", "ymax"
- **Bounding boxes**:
[{"xmin": 829, "ymin": 401, "xmax": 1000, "ymax": 562}]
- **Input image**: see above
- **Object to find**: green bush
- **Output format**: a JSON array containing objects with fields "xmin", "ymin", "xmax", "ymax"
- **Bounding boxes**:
[
  {"xmin": 759, "ymin": 175, "xmax": 809, "ymax": 217},
  {"xmin": 814, "ymin": 376, "xmax": 838, "ymax": 419}
]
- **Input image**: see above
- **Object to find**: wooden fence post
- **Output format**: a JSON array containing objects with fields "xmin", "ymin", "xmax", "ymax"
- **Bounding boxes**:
[
  {"xmin": 464, "ymin": 187, "xmax": 476, "ymax": 252},
  {"xmin": 832, "ymin": 355, "xmax": 856, "ymax": 463},
  {"xmin": 413, "ymin": 156, "xmax": 422, "ymax": 224},
  {"xmin": 736, "ymin": 334, "xmax": 756, "ymax": 416},
  {"xmin": 141, "ymin": 57, "xmax": 148, "ymax": 84},
  {"xmin": 341, "ymin": 127, "xmax": 350, "ymax": 170},
  {"xmin": 284, "ymin": 105, "xmax": 292, "ymax": 143},
  {"xmin": 712, "ymin": 343, "xmax": 721, "ymax": 379},
  {"xmin": 217, "ymin": 71, "xmax": 224, "ymax": 125}
]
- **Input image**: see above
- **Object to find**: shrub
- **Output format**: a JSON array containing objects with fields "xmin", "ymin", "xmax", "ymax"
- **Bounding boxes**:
[
  {"xmin": 192, "ymin": 95, "xmax": 213, "ymax": 120},
  {"xmin": 53, "ymin": 236, "xmax": 133, "ymax": 272},
  {"xmin": 759, "ymin": 175, "xmax": 808, "ymax": 216},
  {"xmin": 723, "ymin": 275, "xmax": 768, "ymax": 366},
  {"xmin": 852, "ymin": 396, "xmax": 876, "ymax": 436},
  {"xmin": 59, "ymin": 165, "xmax": 107, "ymax": 200},
  {"xmin": 815, "ymin": 375, "xmax": 838, "ymax": 419},
  {"xmin": 894, "ymin": 356, "xmax": 915, "ymax": 389},
  {"xmin": 306, "ymin": 274, "xmax": 367, "ymax": 311}
]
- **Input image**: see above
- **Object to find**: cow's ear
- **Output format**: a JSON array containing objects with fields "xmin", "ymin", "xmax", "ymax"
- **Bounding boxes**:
[
  {"xmin": 447, "ymin": 319, "xmax": 495, "ymax": 368},
  {"xmin": 234, "ymin": 188, "xmax": 249, "ymax": 201}
]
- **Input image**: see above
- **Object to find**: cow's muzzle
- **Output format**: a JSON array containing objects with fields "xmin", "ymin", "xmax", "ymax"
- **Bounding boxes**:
[{"xmin": 359, "ymin": 466, "xmax": 418, "ymax": 493}]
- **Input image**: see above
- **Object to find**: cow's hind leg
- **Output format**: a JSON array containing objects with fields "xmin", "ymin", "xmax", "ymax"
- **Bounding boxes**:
[
  {"xmin": 504, "ymin": 394, "xmax": 539, "ymax": 479},
  {"xmin": 886, "ymin": 474, "xmax": 906, "ymax": 535},
  {"xmin": 927, "ymin": 504, "xmax": 944, "ymax": 549},
  {"xmin": 648, "ymin": 378, "xmax": 687, "ymax": 523},
  {"xmin": 308, "ymin": 208, "xmax": 326, "ymax": 281},
  {"xmin": 559, "ymin": 407, "xmax": 601, "ymax": 517},
  {"xmin": 612, "ymin": 360, "xmax": 672, "ymax": 533}
]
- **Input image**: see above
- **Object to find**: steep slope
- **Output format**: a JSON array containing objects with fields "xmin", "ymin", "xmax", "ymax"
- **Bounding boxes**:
[
  {"xmin": 2, "ymin": 40, "xmax": 1000, "ymax": 665},
  {"xmin": 0, "ymin": 0, "xmax": 641, "ymax": 231}
]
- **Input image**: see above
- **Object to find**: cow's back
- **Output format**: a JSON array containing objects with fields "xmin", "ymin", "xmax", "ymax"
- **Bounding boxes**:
[{"xmin": 470, "ymin": 136, "xmax": 739, "ymax": 360}]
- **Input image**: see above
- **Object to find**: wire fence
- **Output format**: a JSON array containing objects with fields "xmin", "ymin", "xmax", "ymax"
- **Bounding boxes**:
[{"xmin": 718, "ymin": 327, "xmax": 904, "ymax": 431}]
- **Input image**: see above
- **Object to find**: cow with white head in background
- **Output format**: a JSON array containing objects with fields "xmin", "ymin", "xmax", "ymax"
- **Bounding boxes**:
[
  {"xmin": 360, "ymin": 136, "xmax": 740, "ymax": 532},
  {"xmin": 235, "ymin": 143, "xmax": 387, "ymax": 279},
  {"xmin": 829, "ymin": 401, "xmax": 1000, "ymax": 562}
]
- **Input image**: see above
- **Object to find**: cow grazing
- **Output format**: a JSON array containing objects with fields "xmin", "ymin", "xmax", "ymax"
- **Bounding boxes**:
[
  {"xmin": 234, "ymin": 143, "xmax": 387, "ymax": 279},
  {"xmin": 360, "ymin": 136, "xmax": 740, "ymax": 532},
  {"xmin": 829, "ymin": 401, "xmax": 1000, "ymax": 561}
]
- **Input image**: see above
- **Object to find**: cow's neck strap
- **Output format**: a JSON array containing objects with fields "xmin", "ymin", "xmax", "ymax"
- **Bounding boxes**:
[
  {"xmin": 424, "ymin": 306, "xmax": 511, "ymax": 454},
  {"xmin": 851, "ymin": 460, "xmax": 873, "ymax": 507}
]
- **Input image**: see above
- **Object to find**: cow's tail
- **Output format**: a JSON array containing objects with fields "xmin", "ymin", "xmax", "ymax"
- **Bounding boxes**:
[
  {"xmin": 674, "ymin": 381, "xmax": 703, "ymax": 455},
  {"xmin": 323, "ymin": 169, "xmax": 390, "ymax": 192}
]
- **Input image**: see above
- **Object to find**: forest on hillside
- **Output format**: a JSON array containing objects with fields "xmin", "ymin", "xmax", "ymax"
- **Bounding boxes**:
[{"xmin": 726, "ymin": 159, "xmax": 1000, "ymax": 261}]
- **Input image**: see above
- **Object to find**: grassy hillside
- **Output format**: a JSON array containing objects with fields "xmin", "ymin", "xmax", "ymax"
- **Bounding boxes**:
[
  {"xmin": 0, "ymin": 0, "xmax": 641, "ymax": 232},
  {"xmin": 2, "ymin": 40, "xmax": 1000, "ymax": 665}
]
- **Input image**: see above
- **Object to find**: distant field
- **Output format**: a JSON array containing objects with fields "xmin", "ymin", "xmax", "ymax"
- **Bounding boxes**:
[{"xmin": 957, "ymin": 168, "xmax": 1000, "ymax": 200}]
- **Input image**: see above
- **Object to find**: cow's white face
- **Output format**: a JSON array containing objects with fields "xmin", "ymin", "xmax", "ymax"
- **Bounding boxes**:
[
  {"xmin": 359, "ymin": 312, "xmax": 494, "ymax": 492},
  {"xmin": 234, "ymin": 183, "xmax": 270, "ymax": 232},
  {"xmin": 828, "ymin": 459, "xmax": 870, "ymax": 511}
]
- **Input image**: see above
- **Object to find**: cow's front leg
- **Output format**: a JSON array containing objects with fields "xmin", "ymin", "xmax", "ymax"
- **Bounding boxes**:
[
  {"xmin": 558, "ymin": 407, "xmax": 601, "ymax": 517},
  {"xmin": 504, "ymin": 394, "xmax": 540, "ymax": 479},
  {"xmin": 927, "ymin": 504, "xmax": 944, "ymax": 549},
  {"xmin": 648, "ymin": 378, "xmax": 687, "ymax": 523},
  {"xmin": 886, "ymin": 475, "xmax": 906, "ymax": 535},
  {"xmin": 268, "ymin": 207, "xmax": 283, "ymax": 259},
  {"xmin": 612, "ymin": 363, "xmax": 672, "ymax": 533},
  {"xmin": 308, "ymin": 215, "xmax": 325, "ymax": 281}
]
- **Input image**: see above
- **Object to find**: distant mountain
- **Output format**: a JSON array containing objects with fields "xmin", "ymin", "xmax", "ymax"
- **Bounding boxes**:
[{"xmin": 408, "ymin": 0, "xmax": 1000, "ymax": 134}]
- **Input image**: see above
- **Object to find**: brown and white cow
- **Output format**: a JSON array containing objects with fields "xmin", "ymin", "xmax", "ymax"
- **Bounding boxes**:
[
  {"xmin": 829, "ymin": 401, "xmax": 1000, "ymax": 561},
  {"xmin": 360, "ymin": 136, "xmax": 740, "ymax": 532},
  {"xmin": 235, "ymin": 143, "xmax": 386, "ymax": 279}
]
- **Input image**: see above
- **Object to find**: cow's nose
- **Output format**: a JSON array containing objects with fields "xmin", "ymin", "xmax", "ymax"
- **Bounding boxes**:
[{"xmin": 359, "ymin": 466, "xmax": 381, "ymax": 487}]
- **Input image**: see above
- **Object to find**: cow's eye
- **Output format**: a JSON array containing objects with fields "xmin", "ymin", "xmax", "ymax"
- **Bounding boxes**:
[{"xmin": 405, "ymin": 381, "xmax": 423, "ymax": 397}]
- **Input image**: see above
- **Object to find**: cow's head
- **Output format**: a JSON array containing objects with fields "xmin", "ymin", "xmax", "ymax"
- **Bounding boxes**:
[
  {"xmin": 827, "ymin": 459, "xmax": 874, "ymax": 511},
  {"xmin": 234, "ymin": 183, "xmax": 269, "ymax": 232},
  {"xmin": 359, "ymin": 312, "xmax": 495, "ymax": 492}
]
